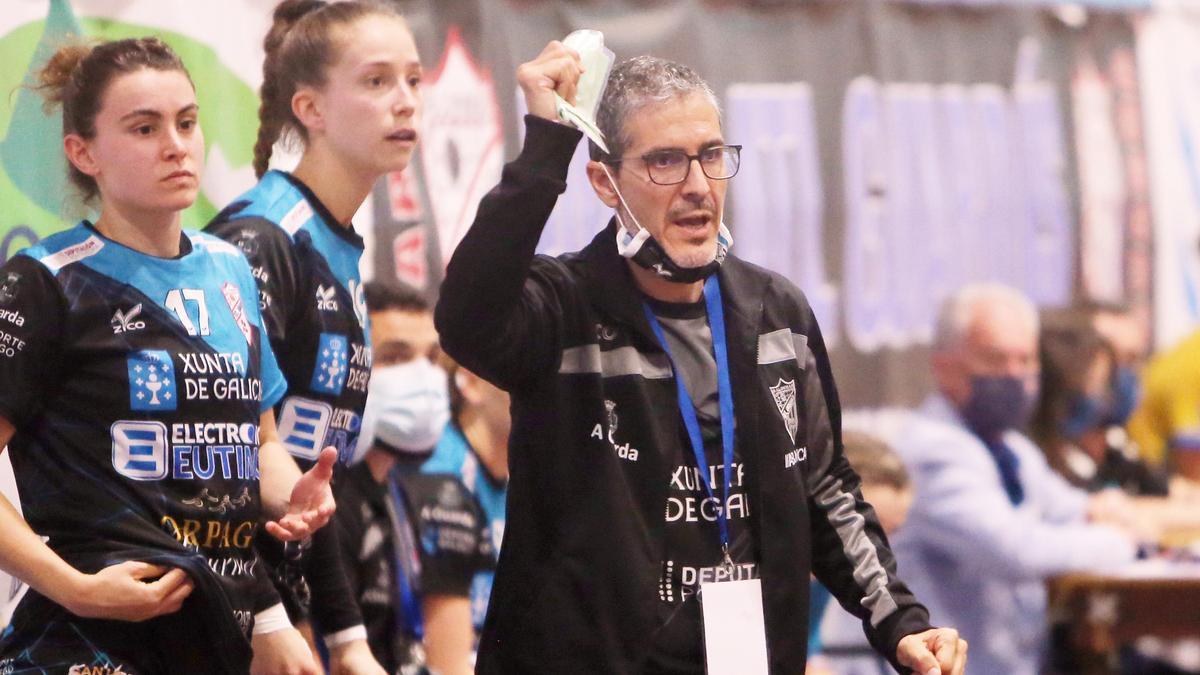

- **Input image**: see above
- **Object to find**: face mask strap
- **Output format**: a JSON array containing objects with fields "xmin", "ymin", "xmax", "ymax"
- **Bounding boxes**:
[{"xmin": 600, "ymin": 163, "xmax": 653, "ymax": 259}]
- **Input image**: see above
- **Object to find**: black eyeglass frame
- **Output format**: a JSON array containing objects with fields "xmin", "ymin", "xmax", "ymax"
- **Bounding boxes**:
[{"xmin": 604, "ymin": 144, "xmax": 743, "ymax": 185}]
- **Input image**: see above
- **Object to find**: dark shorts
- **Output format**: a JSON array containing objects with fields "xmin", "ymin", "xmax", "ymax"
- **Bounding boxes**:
[{"xmin": 0, "ymin": 591, "xmax": 223, "ymax": 674}]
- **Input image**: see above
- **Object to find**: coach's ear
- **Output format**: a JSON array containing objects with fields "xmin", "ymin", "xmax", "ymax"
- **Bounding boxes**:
[{"xmin": 586, "ymin": 160, "xmax": 619, "ymax": 209}]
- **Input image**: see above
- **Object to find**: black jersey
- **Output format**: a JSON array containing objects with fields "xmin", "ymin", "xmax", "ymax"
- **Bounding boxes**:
[
  {"xmin": 0, "ymin": 222, "xmax": 286, "ymax": 670},
  {"xmin": 207, "ymin": 170, "xmax": 370, "ymax": 466},
  {"xmin": 207, "ymin": 170, "xmax": 370, "ymax": 636}
]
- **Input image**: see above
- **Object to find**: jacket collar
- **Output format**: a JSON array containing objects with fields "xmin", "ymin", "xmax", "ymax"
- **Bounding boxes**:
[{"xmin": 578, "ymin": 218, "xmax": 656, "ymax": 345}]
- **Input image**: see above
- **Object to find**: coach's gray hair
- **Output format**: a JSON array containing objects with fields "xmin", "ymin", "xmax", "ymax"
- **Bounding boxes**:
[
  {"xmin": 589, "ymin": 55, "xmax": 721, "ymax": 162},
  {"xmin": 933, "ymin": 282, "xmax": 1039, "ymax": 352}
]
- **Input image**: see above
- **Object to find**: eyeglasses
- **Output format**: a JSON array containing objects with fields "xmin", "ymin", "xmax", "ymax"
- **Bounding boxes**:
[{"xmin": 607, "ymin": 144, "xmax": 742, "ymax": 185}]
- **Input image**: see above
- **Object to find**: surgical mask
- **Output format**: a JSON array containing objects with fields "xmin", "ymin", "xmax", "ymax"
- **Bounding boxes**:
[
  {"xmin": 350, "ymin": 358, "xmax": 450, "ymax": 465},
  {"xmin": 556, "ymin": 30, "xmax": 615, "ymax": 152},
  {"xmin": 602, "ymin": 163, "xmax": 732, "ymax": 284},
  {"xmin": 1104, "ymin": 366, "xmax": 1140, "ymax": 427},
  {"xmin": 960, "ymin": 374, "xmax": 1035, "ymax": 441}
]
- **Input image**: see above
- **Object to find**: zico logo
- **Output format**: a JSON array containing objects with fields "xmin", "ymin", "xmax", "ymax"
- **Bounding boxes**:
[
  {"xmin": 111, "ymin": 303, "xmax": 146, "ymax": 334},
  {"xmin": 316, "ymin": 284, "xmax": 339, "ymax": 312},
  {"xmin": 161, "ymin": 515, "xmax": 255, "ymax": 550}
]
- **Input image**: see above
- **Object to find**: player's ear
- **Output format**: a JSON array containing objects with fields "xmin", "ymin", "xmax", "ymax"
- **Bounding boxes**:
[{"xmin": 64, "ymin": 134, "xmax": 100, "ymax": 178}]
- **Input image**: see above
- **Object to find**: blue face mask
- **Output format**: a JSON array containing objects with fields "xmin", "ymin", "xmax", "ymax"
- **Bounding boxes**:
[
  {"xmin": 960, "ymin": 375, "xmax": 1036, "ymax": 441},
  {"xmin": 1062, "ymin": 394, "xmax": 1105, "ymax": 440},
  {"xmin": 1105, "ymin": 366, "xmax": 1140, "ymax": 427}
]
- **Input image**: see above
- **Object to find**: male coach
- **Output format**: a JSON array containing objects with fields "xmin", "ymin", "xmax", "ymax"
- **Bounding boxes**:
[{"xmin": 435, "ymin": 41, "xmax": 967, "ymax": 675}]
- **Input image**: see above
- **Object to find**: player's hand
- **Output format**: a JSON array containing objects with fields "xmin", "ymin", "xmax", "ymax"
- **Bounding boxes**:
[
  {"xmin": 516, "ymin": 40, "xmax": 584, "ymax": 122},
  {"xmin": 329, "ymin": 638, "xmax": 387, "ymax": 675},
  {"xmin": 897, "ymin": 627, "xmax": 967, "ymax": 675},
  {"xmin": 250, "ymin": 627, "xmax": 321, "ymax": 675},
  {"xmin": 65, "ymin": 561, "xmax": 193, "ymax": 621},
  {"xmin": 265, "ymin": 446, "xmax": 336, "ymax": 542}
]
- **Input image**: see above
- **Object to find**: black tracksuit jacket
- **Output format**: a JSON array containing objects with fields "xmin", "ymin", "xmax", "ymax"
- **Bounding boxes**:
[{"xmin": 435, "ymin": 116, "xmax": 932, "ymax": 674}]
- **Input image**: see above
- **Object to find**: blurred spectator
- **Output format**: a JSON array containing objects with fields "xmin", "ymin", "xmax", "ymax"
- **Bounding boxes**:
[
  {"xmin": 333, "ymin": 282, "xmax": 493, "ymax": 675},
  {"xmin": 1128, "ymin": 327, "xmax": 1200, "ymax": 482},
  {"xmin": 1029, "ymin": 309, "xmax": 1200, "ymax": 674},
  {"xmin": 1031, "ymin": 308, "xmax": 1169, "ymax": 495},
  {"xmin": 841, "ymin": 431, "xmax": 913, "ymax": 535},
  {"xmin": 811, "ymin": 431, "xmax": 914, "ymax": 675},
  {"xmin": 888, "ymin": 283, "xmax": 1141, "ymax": 675},
  {"xmin": 421, "ymin": 358, "xmax": 509, "ymax": 647},
  {"xmin": 1086, "ymin": 301, "xmax": 1150, "ymax": 372}
]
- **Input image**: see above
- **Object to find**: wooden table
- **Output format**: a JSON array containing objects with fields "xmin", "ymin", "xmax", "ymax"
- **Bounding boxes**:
[{"xmin": 1047, "ymin": 563, "xmax": 1200, "ymax": 674}]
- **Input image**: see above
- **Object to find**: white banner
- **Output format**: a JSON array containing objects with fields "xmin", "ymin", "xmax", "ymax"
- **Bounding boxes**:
[{"xmin": 1137, "ymin": 7, "xmax": 1200, "ymax": 347}]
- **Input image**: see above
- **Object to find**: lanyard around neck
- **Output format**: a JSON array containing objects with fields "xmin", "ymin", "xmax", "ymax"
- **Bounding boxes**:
[
  {"xmin": 385, "ymin": 472, "xmax": 425, "ymax": 640},
  {"xmin": 642, "ymin": 275, "xmax": 737, "ymax": 563}
]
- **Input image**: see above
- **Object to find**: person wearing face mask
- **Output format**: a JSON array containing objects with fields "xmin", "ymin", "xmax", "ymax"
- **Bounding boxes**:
[
  {"xmin": 888, "ymin": 283, "xmax": 1142, "ymax": 675},
  {"xmin": 435, "ymin": 44, "xmax": 966, "ymax": 675},
  {"xmin": 1029, "ymin": 312, "xmax": 1200, "ymax": 675},
  {"xmin": 331, "ymin": 281, "xmax": 493, "ymax": 675},
  {"xmin": 1031, "ymin": 309, "xmax": 1169, "ymax": 496},
  {"xmin": 420, "ymin": 358, "xmax": 510, "ymax": 645}
]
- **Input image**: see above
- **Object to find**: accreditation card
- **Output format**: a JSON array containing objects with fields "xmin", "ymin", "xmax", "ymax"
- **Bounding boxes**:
[{"xmin": 700, "ymin": 577, "xmax": 769, "ymax": 675}]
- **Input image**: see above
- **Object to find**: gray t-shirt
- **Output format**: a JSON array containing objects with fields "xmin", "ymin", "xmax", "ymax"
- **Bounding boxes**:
[{"xmin": 645, "ymin": 296, "xmax": 759, "ymax": 673}]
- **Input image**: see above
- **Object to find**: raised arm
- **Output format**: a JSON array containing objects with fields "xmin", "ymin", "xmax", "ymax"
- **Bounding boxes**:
[{"xmin": 434, "ymin": 42, "xmax": 584, "ymax": 390}]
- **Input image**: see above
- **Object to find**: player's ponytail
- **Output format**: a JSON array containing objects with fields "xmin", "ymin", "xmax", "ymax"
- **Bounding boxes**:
[{"xmin": 253, "ymin": 0, "xmax": 404, "ymax": 178}]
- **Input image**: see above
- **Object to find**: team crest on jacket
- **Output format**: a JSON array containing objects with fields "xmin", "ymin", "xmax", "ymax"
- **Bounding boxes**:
[
  {"xmin": 604, "ymin": 399, "xmax": 618, "ymax": 437},
  {"xmin": 770, "ymin": 378, "xmax": 798, "ymax": 443},
  {"xmin": 591, "ymin": 399, "xmax": 639, "ymax": 462}
]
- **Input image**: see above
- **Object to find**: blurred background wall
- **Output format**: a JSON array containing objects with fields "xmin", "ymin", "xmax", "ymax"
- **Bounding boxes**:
[{"xmin": 1, "ymin": 0, "xmax": 1196, "ymax": 409}]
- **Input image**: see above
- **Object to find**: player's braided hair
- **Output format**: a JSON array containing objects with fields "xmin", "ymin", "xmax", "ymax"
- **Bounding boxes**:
[
  {"xmin": 35, "ymin": 37, "xmax": 190, "ymax": 202},
  {"xmin": 253, "ymin": 0, "xmax": 404, "ymax": 178}
]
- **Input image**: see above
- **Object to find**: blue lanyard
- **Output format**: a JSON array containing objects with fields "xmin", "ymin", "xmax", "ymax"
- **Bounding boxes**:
[
  {"xmin": 642, "ymin": 275, "xmax": 736, "ymax": 564},
  {"xmin": 386, "ymin": 471, "xmax": 425, "ymax": 640}
]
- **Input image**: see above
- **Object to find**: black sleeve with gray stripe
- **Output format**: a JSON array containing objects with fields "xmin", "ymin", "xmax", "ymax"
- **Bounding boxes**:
[
  {"xmin": 434, "ymin": 116, "xmax": 583, "ymax": 391},
  {"xmin": 797, "ymin": 302, "xmax": 933, "ymax": 670}
]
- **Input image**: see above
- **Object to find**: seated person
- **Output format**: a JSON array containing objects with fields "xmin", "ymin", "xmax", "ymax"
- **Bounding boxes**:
[
  {"xmin": 1031, "ymin": 308, "xmax": 1169, "ymax": 495},
  {"xmin": 334, "ymin": 282, "xmax": 493, "ymax": 674},
  {"xmin": 1129, "ymin": 326, "xmax": 1200, "ymax": 482},
  {"xmin": 889, "ymin": 283, "xmax": 1143, "ymax": 675}
]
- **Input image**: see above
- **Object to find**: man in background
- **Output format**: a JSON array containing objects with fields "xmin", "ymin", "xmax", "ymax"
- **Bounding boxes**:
[
  {"xmin": 334, "ymin": 283, "xmax": 492, "ymax": 675},
  {"xmin": 891, "ymin": 283, "xmax": 1143, "ymax": 675}
]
